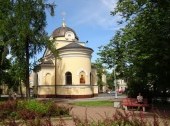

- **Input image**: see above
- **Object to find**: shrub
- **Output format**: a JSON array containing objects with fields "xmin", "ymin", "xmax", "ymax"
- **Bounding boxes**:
[
  {"xmin": 18, "ymin": 109, "xmax": 37, "ymax": 120},
  {"xmin": 0, "ymin": 99, "xmax": 72, "ymax": 122},
  {"xmin": 0, "ymin": 100, "xmax": 17, "ymax": 119},
  {"xmin": 73, "ymin": 109, "xmax": 170, "ymax": 126},
  {"xmin": 48, "ymin": 103, "xmax": 72, "ymax": 117},
  {"xmin": 17, "ymin": 100, "xmax": 51, "ymax": 117}
]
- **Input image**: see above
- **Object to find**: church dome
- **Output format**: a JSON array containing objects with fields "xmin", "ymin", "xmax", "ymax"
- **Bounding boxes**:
[{"xmin": 52, "ymin": 21, "xmax": 79, "ymax": 40}]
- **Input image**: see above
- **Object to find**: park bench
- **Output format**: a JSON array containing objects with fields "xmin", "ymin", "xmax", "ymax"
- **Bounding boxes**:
[{"xmin": 122, "ymin": 98, "xmax": 149, "ymax": 112}]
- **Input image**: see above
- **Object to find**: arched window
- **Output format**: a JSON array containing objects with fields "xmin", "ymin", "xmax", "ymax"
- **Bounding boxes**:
[
  {"xmin": 36, "ymin": 74, "xmax": 39, "ymax": 86},
  {"xmin": 90, "ymin": 72, "xmax": 92, "ymax": 85},
  {"xmin": 79, "ymin": 71, "xmax": 85, "ymax": 84},
  {"xmin": 45, "ymin": 73, "xmax": 51, "ymax": 85},
  {"xmin": 65, "ymin": 72, "xmax": 72, "ymax": 85}
]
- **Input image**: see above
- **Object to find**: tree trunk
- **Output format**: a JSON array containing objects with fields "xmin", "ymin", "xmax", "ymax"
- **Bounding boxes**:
[
  {"xmin": 19, "ymin": 77, "xmax": 23, "ymax": 98},
  {"xmin": 55, "ymin": 57, "xmax": 56, "ymax": 96},
  {"xmin": 25, "ymin": 39, "xmax": 30, "ymax": 98}
]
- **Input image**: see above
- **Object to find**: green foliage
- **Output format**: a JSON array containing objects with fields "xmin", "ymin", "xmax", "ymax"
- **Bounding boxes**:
[
  {"xmin": 72, "ymin": 100, "xmax": 113, "ymax": 107},
  {"xmin": 0, "ymin": 100, "xmax": 170, "ymax": 126},
  {"xmin": 18, "ymin": 100, "xmax": 51, "ymax": 116},
  {"xmin": 0, "ymin": 0, "xmax": 56, "ymax": 98},
  {"xmin": 92, "ymin": 60, "xmax": 106, "ymax": 87},
  {"xmin": 98, "ymin": 0, "xmax": 170, "ymax": 98},
  {"xmin": 106, "ymin": 72, "xmax": 115, "ymax": 90},
  {"xmin": 0, "ymin": 58, "xmax": 11, "ymax": 85},
  {"xmin": 0, "ymin": 100, "xmax": 71, "ymax": 121},
  {"xmin": 54, "ymin": 105, "xmax": 72, "ymax": 116}
]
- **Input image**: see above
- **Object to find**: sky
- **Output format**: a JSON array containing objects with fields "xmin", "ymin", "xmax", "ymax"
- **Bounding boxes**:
[{"xmin": 44, "ymin": 0, "xmax": 123, "ymax": 62}]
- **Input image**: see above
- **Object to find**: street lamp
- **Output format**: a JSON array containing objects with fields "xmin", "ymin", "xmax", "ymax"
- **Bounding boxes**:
[{"xmin": 113, "ymin": 65, "xmax": 117, "ymax": 98}]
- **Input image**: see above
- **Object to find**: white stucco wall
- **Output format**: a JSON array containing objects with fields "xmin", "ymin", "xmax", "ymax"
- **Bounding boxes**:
[
  {"xmin": 37, "ymin": 85, "xmax": 98, "ymax": 96},
  {"xmin": 56, "ymin": 49, "xmax": 92, "ymax": 85},
  {"xmin": 37, "ymin": 67, "xmax": 55, "ymax": 85}
]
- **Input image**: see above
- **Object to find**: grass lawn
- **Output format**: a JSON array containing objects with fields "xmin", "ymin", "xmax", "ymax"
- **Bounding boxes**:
[{"xmin": 72, "ymin": 100, "xmax": 113, "ymax": 107}]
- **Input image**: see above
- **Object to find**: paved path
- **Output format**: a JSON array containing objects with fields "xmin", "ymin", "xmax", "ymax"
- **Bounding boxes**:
[
  {"xmin": 38, "ymin": 94, "xmax": 170, "ymax": 126},
  {"xmin": 70, "ymin": 106, "xmax": 120, "ymax": 120},
  {"xmin": 52, "ymin": 95, "xmax": 161, "ymax": 126},
  {"xmin": 50, "ymin": 94, "xmax": 125, "ymax": 125},
  {"xmin": 53, "ymin": 106, "xmax": 122, "ymax": 126},
  {"xmin": 54, "ymin": 104, "xmax": 159, "ymax": 126}
]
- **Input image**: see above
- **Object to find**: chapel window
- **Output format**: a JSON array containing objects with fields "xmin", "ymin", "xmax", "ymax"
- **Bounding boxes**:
[
  {"xmin": 65, "ymin": 72, "xmax": 72, "ymax": 85},
  {"xmin": 79, "ymin": 71, "xmax": 85, "ymax": 84},
  {"xmin": 90, "ymin": 72, "xmax": 93, "ymax": 85},
  {"xmin": 45, "ymin": 73, "xmax": 51, "ymax": 85}
]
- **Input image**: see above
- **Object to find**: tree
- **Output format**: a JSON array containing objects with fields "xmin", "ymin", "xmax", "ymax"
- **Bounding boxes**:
[
  {"xmin": 0, "ymin": 0, "xmax": 11, "ymax": 86},
  {"xmin": 106, "ymin": 72, "xmax": 115, "ymax": 90},
  {"xmin": 0, "ymin": 0, "xmax": 56, "ymax": 98},
  {"xmin": 92, "ymin": 60, "xmax": 106, "ymax": 91},
  {"xmin": 98, "ymin": 0, "xmax": 170, "ymax": 98},
  {"xmin": 98, "ymin": 31, "xmax": 128, "ymax": 79},
  {"xmin": 0, "ymin": 57, "xmax": 11, "ymax": 96}
]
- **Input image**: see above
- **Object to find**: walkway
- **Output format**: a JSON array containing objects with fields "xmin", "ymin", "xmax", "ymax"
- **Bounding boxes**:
[
  {"xmin": 38, "ymin": 94, "xmax": 170, "ymax": 125},
  {"xmin": 54, "ymin": 103, "xmax": 160, "ymax": 126},
  {"xmin": 51, "ymin": 94, "xmax": 163, "ymax": 126}
]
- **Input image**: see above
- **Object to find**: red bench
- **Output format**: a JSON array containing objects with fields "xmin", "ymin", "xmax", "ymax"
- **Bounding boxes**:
[{"xmin": 122, "ymin": 98, "xmax": 149, "ymax": 112}]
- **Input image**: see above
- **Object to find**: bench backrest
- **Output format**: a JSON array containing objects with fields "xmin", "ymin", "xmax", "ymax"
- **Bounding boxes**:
[{"xmin": 122, "ymin": 98, "xmax": 148, "ymax": 104}]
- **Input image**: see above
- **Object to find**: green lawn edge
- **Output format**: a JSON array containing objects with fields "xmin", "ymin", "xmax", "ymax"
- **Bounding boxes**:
[{"xmin": 71, "ymin": 100, "xmax": 113, "ymax": 107}]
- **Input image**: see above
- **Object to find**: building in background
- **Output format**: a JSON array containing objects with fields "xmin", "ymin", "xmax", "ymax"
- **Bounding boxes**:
[{"xmin": 117, "ymin": 79, "xmax": 127, "ymax": 93}]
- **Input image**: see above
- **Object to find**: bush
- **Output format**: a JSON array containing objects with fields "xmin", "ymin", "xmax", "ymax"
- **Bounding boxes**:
[
  {"xmin": 48, "ymin": 103, "xmax": 72, "ymax": 117},
  {"xmin": 0, "ymin": 100, "xmax": 17, "ymax": 119},
  {"xmin": 73, "ymin": 109, "xmax": 170, "ymax": 126},
  {"xmin": 18, "ymin": 109, "xmax": 37, "ymax": 120},
  {"xmin": 0, "ymin": 99, "xmax": 72, "ymax": 121},
  {"xmin": 18, "ymin": 100, "xmax": 51, "ymax": 117}
]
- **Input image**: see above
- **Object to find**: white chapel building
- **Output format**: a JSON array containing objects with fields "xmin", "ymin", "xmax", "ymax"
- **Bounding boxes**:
[{"xmin": 32, "ymin": 21, "xmax": 99, "ymax": 98}]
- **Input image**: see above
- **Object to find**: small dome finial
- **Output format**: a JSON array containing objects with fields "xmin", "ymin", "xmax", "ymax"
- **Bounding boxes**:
[
  {"xmin": 62, "ymin": 19, "xmax": 66, "ymax": 27},
  {"xmin": 61, "ymin": 11, "xmax": 66, "ymax": 27}
]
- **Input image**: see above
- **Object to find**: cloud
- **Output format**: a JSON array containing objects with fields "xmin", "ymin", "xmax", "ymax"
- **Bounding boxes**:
[
  {"xmin": 101, "ymin": 0, "xmax": 117, "ymax": 10},
  {"xmin": 68, "ymin": 0, "xmax": 122, "ymax": 31}
]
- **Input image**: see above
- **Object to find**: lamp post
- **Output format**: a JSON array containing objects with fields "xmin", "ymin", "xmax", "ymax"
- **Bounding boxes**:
[{"xmin": 113, "ymin": 65, "xmax": 117, "ymax": 98}]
